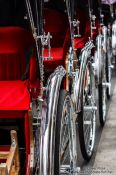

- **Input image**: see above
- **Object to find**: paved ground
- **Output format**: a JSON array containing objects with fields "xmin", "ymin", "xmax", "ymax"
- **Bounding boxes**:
[{"xmin": 77, "ymin": 65, "xmax": 116, "ymax": 175}]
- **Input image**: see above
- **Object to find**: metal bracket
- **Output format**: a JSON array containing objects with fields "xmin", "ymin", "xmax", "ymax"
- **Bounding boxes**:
[
  {"xmin": 100, "ymin": 14, "xmax": 104, "ymax": 26},
  {"xmin": 91, "ymin": 15, "xmax": 96, "ymax": 30},
  {"xmin": 38, "ymin": 32, "xmax": 53, "ymax": 60},
  {"xmin": 72, "ymin": 19, "xmax": 81, "ymax": 38}
]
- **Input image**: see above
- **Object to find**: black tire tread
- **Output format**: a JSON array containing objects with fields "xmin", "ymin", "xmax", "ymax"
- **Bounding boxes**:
[{"xmin": 54, "ymin": 90, "xmax": 69, "ymax": 175}]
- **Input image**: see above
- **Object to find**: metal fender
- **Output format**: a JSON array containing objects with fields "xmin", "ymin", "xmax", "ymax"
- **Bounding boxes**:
[
  {"xmin": 96, "ymin": 35, "xmax": 104, "ymax": 84},
  {"xmin": 112, "ymin": 20, "xmax": 116, "ymax": 55},
  {"xmin": 73, "ymin": 41, "xmax": 94, "ymax": 113},
  {"xmin": 39, "ymin": 66, "xmax": 66, "ymax": 175}
]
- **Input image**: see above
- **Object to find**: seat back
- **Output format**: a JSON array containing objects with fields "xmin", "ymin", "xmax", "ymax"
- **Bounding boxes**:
[
  {"xmin": 76, "ymin": 9, "xmax": 87, "ymax": 36},
  {"xmin": 44, "ymin": 8, "xmax": 69, "ymax": 47},
  {"xmin": 0, "ymin": 27, "xmax": 34, "ymax": 80}
]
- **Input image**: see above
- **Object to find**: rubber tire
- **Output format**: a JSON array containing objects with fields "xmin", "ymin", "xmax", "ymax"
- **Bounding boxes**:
[
  {"xmin": 78, "ymin": 63, "xmax": 95, "ymax": 161},
  {"xmin": 106, "ymin": 52, "xmax": 111, "ymax": 99},
  {"xmin": 98, "ymin": 83, "xmax": 106, "ymax": 126},
  {"xmin": 54, "ymin": 90, "xmax": 71, "ymax": 175}
]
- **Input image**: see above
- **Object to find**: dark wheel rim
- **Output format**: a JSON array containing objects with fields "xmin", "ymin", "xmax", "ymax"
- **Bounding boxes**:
[
  {"xmin": 83, "ymin": 64, "xmax": 96, "ymax": 157},
  {"xmin": 59, "ymin": 96, "xmax": 76, "ymax": 175}
]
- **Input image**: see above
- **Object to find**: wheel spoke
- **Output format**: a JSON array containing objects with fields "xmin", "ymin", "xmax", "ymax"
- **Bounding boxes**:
[
  {"xmin": 58, "ymin": 93, "xmax": 77, "ymax": 175},
  {"xmin": 78, "ymin": 61, "xmax": 96, "ymax": 160}
]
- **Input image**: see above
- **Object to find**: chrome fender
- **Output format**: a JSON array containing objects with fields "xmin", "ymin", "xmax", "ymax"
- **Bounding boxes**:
[
  {"xmin": 102, "ymin": 26, "xmax": 107, "ymax": 53},
  {"xmin": 112, "ymin": 20, "xmax": 116, "ymax": 55},
  {"xmin": 73, "ymin": 41, "xmax": 94, "ymax": 112},
  {"xmin": 39, "ymin": 66, "xmax": 66, "ymax": 175},
  {"xmin": 94, "ymin": 35, "xmax": 103, "ymax": 84}
]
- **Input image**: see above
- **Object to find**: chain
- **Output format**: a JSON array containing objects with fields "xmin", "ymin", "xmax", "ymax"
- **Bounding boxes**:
[
  {"xmin": 25, "ymin": 0, "xmax": 44, "ymax": 173},
  {"xmin": 38, "ymin": 32, "xmax": 52, "ymax": 60},
  {"xmin": 25, "ymin": 0, "xmax": 44, "ymax": 97}
]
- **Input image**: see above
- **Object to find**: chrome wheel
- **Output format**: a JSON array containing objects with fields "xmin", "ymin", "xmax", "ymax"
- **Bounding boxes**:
[
  {"xmin": 98, "ymin": 54, "xmax": 107, "ymax": 126},
  {"xmin": 54, "ymin": 90, "xmax": 78, "ymax": 175},
  {"xmin": 106, "ymin": 36, "xmax": 113, "ymax": 99},
  {"xmin": 78, "ymin": 61, "xmax": 96, "ymax": 161}
]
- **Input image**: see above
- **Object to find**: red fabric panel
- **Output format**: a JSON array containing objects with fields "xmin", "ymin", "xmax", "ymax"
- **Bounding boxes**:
[
  {"xmin": 0, "ymin": 111, "xmax": 25, "ymax": 118},
  {"xmin": 29, "ymin": 55, "xmax": 38, "ymax": 83},
  {"xmin": 0, "ymin": 27, "xmax": 32, "ymax": 172},
  {"xmin": 0, "ymin": 27, "xmax": 34, "ymax": 53},
  {"xmin": 74, "ymin": 8, "xmax": 91, "ymax": 49},
  {"xmin": 74, "ymin": 20, "xmax": 90, "ymax": 49},
  {"xmin": 43, "ymin": 9, "xmax": 71, "ymax": 71},
  {"xmin": 0, "ymin": 27, "xmax": 36, "ymax": 82},
  {"xmin": 44, "ymin": 48, "xmax": 63, "ymax": 70},
  {"xmin": 76, "ymin": 9, "xmax": 87, "ymax": 36},
  {"xmin": 74, "ymin": 37, "xmax": 85, "ymax": 49},
  {"xmin": 0, "ymin": 146, "xmax": 10, "ymax": 151},
  {"xmin": 84, "ymin": 20, "xmax": 91, "ymax": 38},
  {"xmin": 0, "ymin": 54, "xmax": 26, "ymax": 80},
  {"xmin": 63, "ymin": 29, "xmax": 71, "ymax": 57},
  {"xmin": 44, "ymin": 8, "xmax": 68, "ymax": 47},
  {"xmin": 26, "ymin": 154, "xmax": 30, "ymax": 175},
  {"xmin": 0, "ymin": 81, "xmax": 30, "ymax": 110}
]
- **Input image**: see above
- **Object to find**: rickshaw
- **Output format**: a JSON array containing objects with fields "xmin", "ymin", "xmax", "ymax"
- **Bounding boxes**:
[
  {"xmin": 67, "ymin": 0, "xmax": 98, "ymax": 161},
  {"xmin": 106, "ymin": 1, "xmax": 116, "ymax": 55},
  {"xmin": 93, "ymin": 0, "xmax": 115, "ymax": 126},
  {"xmin": 112, "ymin": 19, "xmax": 116, "ymax": 55},
  {"xmin": 0, "ymin": 0, "xmax": 67, "ymax": 174},
  {"xmin": 0, "ymin": 0, "xmax": 113, "ymax": 175},
  {"xmin": 32, "ymin": 0, "xmax": 98, "ymax": 174},
  {"xmin": 0, "ymin": 0, "xmax": 45, "ymax": 174},
  {"xmin": 41, "ymin": 0, "xmax": 100, "ymax": 171},
  {"xmin": 0, "ymin": 0, "xmax": 81, "ymax": 174},
  {"xmin": 39, "ymin": 1, "xmax": 79, "ymax": 174}
]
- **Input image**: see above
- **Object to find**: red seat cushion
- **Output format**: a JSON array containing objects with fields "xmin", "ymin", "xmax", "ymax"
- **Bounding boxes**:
[{"xmin": 0, "ymin": 81, "xmax": 30, "ymax": 110}]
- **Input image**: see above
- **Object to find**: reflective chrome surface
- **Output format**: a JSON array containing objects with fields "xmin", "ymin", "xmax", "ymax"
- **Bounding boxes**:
[
  {"xmin": 95, "ymin": 35, "xmax": 103, "ymax": 84},
  {"xmin": 72, "ymin": 40, "xmax": 95, "ymax": 112},
  {"xmin": 39, "ymin": 66, "xmax": 66, "ymax": 175},
  {"xmin": 102, "ymin": 26, "xmax": 108, "ymax": 53},
  {"xmin": 112, "ymin": 20, "xmax": 116, "ymax": 55}
]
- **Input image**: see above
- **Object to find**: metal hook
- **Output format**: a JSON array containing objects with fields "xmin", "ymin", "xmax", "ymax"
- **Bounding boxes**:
[
  {"xmin": 38, "ymin": 32, "xmax": 52, "ymax": 60},
  {"xmin": 73, "ymin": 19, "xmax": 81, "ymax": 38}
]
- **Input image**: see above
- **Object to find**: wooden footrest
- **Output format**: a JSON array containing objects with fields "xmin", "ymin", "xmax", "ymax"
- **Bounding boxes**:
[{"xmin": 0, "ymin": 130, "xmax": 20, "ymax": 175}]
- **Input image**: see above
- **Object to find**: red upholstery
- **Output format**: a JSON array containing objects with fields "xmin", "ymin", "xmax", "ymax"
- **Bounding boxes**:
[
  {"xmin": 74, "ymin": 10, "xmax": 100, "ymax": 49},
  {"xmin": 74, "ymin": 9, "xmax": 90, "ymax": 49},
  {"xmin": 0, "ymin": 53, "xmax": 26, "ymax": 80},
  {"xmin": 43, "ymin": 8, "xmax": 70, "ymax": 70},
  {"xmin": 44, "ymin": 8, "xmax": 68, "ymax": 47},
  {"xmin": 74, "ymin": 37, "xmax": 86, "ymax": 49},
  {"xmin": 74, "ymin": 20, "xmax": 90, "ymax": 49},
  {"xmin": 76, "ymin": 9, "xmax": 87, "ymax": 36},
  {"xmin": 0, "ymin": 26, "xmax": 36, "ymax": 173},
  {"xmin": 0, "ymin": 27, "xmax": 34, "ymax": 53},
  {"xmin": 0, "ymin": 27, "xmax": 35, "ymax": 80},
  {"xmin": 44, "ymin": 48, "xmax": 64, "ymax": 70},
  {"xmin": 0, "ymin": 81, "xmax": 30, "ymax": 110}
]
